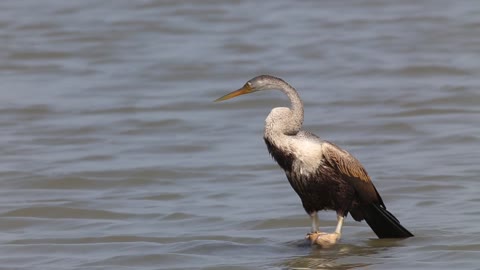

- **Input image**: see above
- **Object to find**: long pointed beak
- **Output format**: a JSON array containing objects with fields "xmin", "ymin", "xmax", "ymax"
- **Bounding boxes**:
[{"xmin": 214, "ymin": 84, "xmax": 254, "ymax": 102}]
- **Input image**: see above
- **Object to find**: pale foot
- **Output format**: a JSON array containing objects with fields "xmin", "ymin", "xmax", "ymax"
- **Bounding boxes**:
[{"xmin": 305, "ymin": 232, "xmax": 340, "ymax": 248}]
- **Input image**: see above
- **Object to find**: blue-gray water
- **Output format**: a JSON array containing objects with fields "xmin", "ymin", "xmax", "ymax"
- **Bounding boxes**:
[{"xmin": 1, "ymin": 1, "xmax": 480, "ymax": 269}]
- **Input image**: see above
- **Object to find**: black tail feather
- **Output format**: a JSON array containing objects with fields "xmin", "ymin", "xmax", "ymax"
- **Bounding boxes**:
[{"xmin": 363, "ymin": 204, "xmax": 414, "ymax": 238}]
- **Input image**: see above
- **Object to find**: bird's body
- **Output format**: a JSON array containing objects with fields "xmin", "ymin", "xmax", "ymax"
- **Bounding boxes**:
[
  {"xmin": 265, "ymin": 132, "xmax": 361, "ymax": 217},
  {"xmin": 215, "ymin": 75, "xmax": 413, "ymax": 246}
]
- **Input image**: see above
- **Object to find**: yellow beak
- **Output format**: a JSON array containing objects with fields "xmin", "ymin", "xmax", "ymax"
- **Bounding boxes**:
[{"xmin": 214, "ymin": 84, "xmax": 254, "ymax": 102}]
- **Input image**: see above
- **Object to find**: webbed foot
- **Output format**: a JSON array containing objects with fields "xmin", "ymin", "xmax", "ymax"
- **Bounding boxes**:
[{"xmin": 305, "ymin": 232, "xmax": 340, "ymax": 248}]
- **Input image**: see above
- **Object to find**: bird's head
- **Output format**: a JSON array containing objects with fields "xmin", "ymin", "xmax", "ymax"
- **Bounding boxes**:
[{"xmin": 214, "ymin": 75, "xmax": 284, "ymax": 102}]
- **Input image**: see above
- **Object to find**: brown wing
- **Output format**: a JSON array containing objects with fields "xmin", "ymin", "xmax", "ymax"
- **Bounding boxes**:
[{"xmin": 322, "ymin": 141, "xmax": 385, "ymax": 207}]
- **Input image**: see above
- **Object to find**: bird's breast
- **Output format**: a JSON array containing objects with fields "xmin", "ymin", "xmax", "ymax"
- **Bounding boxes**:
[
  {"xmin": 265, "ymin": 133, "xmax": 324, "ymax": 177},
  {"xmin": 290, "ymin": 139, "xmax": 324, "ymax": 176}
]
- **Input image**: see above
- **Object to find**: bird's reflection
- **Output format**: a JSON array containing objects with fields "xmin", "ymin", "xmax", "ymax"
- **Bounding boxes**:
[{"xmin": 279, "ymin": 237, "xmax": 408, "ymax": 269}]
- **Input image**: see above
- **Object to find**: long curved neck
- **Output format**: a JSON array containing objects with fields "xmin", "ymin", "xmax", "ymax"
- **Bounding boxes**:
[
  {"xmin": 280, "ymin": 82, "xmax": 304, "ymax": 129},
  {"xmin": 264, "ymin": 81, "xmax": 304, "ymax": 138}
]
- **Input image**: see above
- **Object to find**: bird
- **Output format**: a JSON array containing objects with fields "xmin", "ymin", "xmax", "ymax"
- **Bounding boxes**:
[{"xmin": 215, "ymin": 75, "xmax": 413, "ymax": 246}]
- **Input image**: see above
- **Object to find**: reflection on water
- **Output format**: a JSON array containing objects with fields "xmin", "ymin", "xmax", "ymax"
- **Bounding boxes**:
[
  {"xmin": 281, "ymin": 238, "xmax": 413, "ymax": 270},
  {"xmin": 1, "ymin": 0, "xmax": 480, "ymax": 269}
]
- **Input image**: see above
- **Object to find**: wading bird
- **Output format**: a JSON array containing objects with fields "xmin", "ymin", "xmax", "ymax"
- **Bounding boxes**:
[{"xmin": 215, "ymin": 75, "xmax": 413, "ymax": 247}]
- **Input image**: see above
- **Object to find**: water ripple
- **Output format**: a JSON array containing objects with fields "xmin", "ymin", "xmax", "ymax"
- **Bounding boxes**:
[{"xmin": 1, "ymin": 0, "xmax": 480, "ymax": 269}]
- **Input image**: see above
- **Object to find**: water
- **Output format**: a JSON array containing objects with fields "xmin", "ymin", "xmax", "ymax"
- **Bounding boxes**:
[{"xmin": 1, "ymin": 0, "xmax": 480, "ymax": 269}]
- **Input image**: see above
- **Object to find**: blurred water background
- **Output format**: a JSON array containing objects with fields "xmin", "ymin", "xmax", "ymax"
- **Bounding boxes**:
[{"xmin": 1, "ymin": 0, "xmax": 480, "ymax": 269}]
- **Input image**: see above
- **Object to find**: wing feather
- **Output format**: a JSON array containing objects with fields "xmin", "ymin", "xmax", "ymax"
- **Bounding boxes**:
[{"xmin": 322, "ymin": 142, "xmax": 384, "ymax": 207}]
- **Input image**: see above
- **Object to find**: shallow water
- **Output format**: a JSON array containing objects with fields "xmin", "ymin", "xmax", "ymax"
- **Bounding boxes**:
[{"xmin": 1, "ymin": 0, "xmax": 480, "ymax": 269}]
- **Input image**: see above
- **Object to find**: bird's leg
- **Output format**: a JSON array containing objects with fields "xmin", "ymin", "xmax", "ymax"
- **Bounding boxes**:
[
  {"xmin": 334, "ymin": 214, "xmax": 344, "ymax": 236},
  {"xmin": 310, "ymin": 212, "xmax": 320, "ymax": 233},
  {"xmin": 306, "ymin": 212, "xmax": 320, "ymax": 239},
  {"xmin": 306, "ymin": 214, "xmax": 344, "ymax": 247}
]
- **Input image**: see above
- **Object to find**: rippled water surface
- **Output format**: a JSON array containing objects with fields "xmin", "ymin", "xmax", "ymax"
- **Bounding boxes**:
[{"xmin": 1, "ymin": 1, "xmax": 480, "ymax": 269}]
